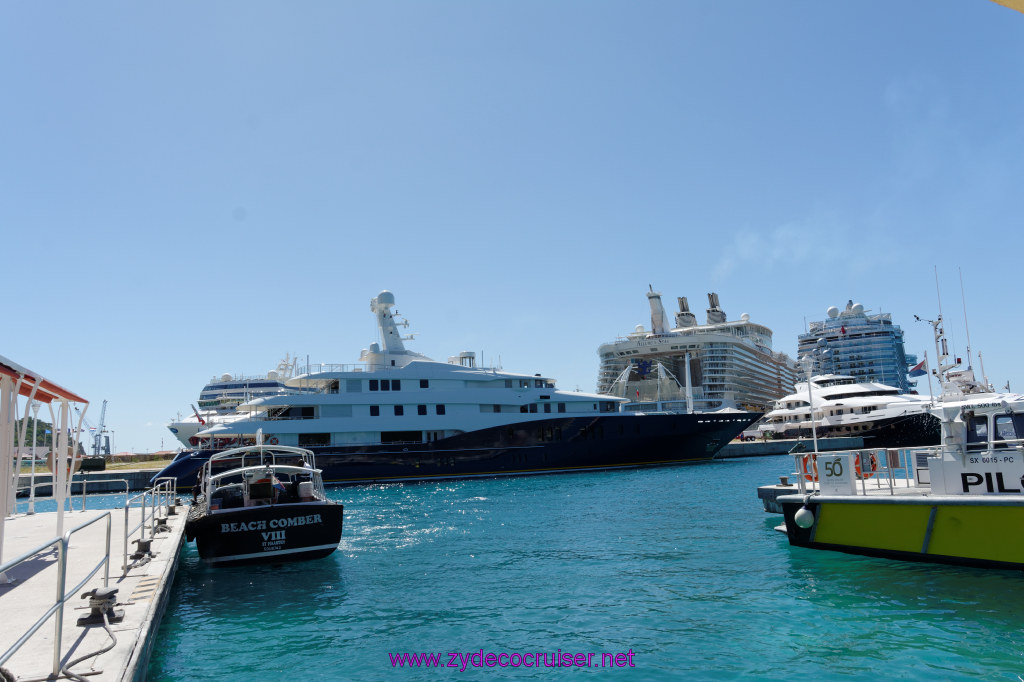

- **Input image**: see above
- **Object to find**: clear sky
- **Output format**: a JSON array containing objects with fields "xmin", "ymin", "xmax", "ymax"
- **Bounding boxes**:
[{"xmin": 3, "ymin": 2, "xmax": 1022, "ymax": 453}]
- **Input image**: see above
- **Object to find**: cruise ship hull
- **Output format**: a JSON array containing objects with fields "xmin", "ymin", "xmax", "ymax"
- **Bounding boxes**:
[{"xmin": 156, "ymin": 412, "xmax": 761, "ymax": 487}]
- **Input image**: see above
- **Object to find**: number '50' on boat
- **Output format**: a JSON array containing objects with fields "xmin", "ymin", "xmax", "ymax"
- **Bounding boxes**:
[{"xmin": 184, "ymin": 445, "xmax": 343, "ymax": 566}]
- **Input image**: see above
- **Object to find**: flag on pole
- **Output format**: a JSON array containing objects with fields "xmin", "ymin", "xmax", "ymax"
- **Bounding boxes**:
[{"xmin": 909, "ymin": 359, "xmax": 928, "ymax": 377}]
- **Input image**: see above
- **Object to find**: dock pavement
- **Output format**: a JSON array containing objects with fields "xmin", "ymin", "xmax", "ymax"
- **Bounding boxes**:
[{"xmin": 0, "ymin": 497, "xmax": 187, "ymax": 682}]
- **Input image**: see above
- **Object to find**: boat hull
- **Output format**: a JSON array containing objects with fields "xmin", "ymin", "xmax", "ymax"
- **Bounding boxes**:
[
  {"xmin": 186, "ymin": 502, "xmax": 343, "ymax": 566},
  {"xmin": 779, "ymin": 496, "xmax": 1024, "ymax": 571},
  {"xmin": 766, "ymin": 412, "xmax": 941, "ymax": 449},
  {"xmin": 157, "ymin": 412, "xmax": 760, "ymax": 487}
]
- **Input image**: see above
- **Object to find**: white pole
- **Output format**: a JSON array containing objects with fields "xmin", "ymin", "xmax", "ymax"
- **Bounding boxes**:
[
  {"xmin": 29, "ymin": 401, "xmax": 39, "ymax": 514},
  {"xmin": 801, "ymin": 356, "xmax": 820, "ymax": 454}
]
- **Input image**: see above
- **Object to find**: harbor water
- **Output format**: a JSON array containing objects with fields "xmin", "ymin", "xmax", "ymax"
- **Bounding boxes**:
[{"xmin": 145, "ymin": 456, "xmax": 1024, "ymax": 680}]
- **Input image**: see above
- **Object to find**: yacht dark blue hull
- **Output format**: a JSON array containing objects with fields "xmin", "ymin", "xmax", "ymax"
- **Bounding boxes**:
[{"xmin": 156, "ymin": 412, "xmax": 760, "ymax": 488}]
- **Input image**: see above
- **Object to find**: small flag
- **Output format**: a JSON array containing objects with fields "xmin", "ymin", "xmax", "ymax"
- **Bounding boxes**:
[
  {"xmin": 909, "ymin": 359, "xmax": 927, "ymax": 377},
  {"xmin": 840, "ymin": 325, "xmax": 846, "ymax": 334},
  {"xmin": 636, "ymin": 389, "xmax": 640, "ymax": 399}
]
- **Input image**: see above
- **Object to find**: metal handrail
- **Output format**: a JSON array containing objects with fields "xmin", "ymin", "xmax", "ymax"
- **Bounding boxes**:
[
  {"xmin": 0, "ymin": 511, "xmax": 112, "ymax": 677},
  {"xmin": 77, "ymin": 478, "xmax": 131, "ymax": 511},
  {"xmin": 121, "ymin": 478, "xmax": 176, "ymax": 575}
]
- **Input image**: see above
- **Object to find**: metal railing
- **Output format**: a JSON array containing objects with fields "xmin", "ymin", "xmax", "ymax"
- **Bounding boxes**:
[
  {"xmin": 0, "ymin": 512, "xmax": 112, "ymax": 678},
  {"xmin": 122, "ymin": 477, "xmax": 177, "ymax": 575},
  {"xmin": 790, "ymin": 447, "xmax": 921, "ymax": 496}
]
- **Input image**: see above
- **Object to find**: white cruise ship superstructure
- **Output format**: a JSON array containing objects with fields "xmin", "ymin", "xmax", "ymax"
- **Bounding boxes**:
[
  {"xmin": 166, "ymin": 355, "xmax": 306, "ymax": 447},
  {"xmin": 597, "ymin": 288, "xmax": 799, "ymax": 413}
]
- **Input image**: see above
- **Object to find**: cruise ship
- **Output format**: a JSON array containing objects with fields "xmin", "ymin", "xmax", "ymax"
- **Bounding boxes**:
[
  {"xmin": 166, "ymin": 355, "xmax": 306, "ymax": 448},
  {"xmin": 596, "ymin": 288, "xmax": 799, "ymax": 413},
  {"xmin": 154, "ymin": 291, "xmax": 760, "ymax": 486},
  {"xmin": 798, "ymin": 300, "xmax": 916, "ymax": 393}
]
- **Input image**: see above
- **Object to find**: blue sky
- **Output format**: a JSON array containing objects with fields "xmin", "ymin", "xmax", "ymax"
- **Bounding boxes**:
[{"xmin": 3, "ymin": 2, "xmax": 1022, "ymax": 453}]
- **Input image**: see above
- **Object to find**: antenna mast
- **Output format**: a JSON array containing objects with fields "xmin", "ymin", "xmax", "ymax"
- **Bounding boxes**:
[{"xmin": 959, "ymin": 267, "xmax": 974, "ymax": 370}]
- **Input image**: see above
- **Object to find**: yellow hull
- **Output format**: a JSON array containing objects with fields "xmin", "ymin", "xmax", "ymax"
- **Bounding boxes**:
[{"xmin": 780, "ymin": 496, "xmax": 1024, "ymax": 570}]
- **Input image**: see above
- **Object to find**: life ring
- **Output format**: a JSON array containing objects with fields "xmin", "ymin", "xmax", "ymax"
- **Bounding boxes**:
[
  {"xmin": 855, "ymin": 453, "xmax": 879, "ymax": 479},
  {"xmin": 267, "ymin": 436, "xmax": 279, "ymax": 445},
  {"xmin": 801, "ymin": 454, "xmax": 818, "ymax": 482}
]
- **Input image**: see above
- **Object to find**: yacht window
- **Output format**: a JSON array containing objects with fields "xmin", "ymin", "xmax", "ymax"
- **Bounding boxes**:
[
  {"xmin": 529, "ymin": 404, "xmax": 538, "ymax": 413},
  {"xmin": 505, "ymin": 380, "xmax": 513, "ymax": 388},
  {"xmin": 436, "ymin": 404, "xmax": 446, "ymax": 415},
  {"xmin": 418, "ymin": 404, "xmax": 427, "ymax": 416},
  {"xmin": 558, "ymin": 403, "xmax": 566, "ymax": 413},
  {"xmin": 394, "ymin": 405, "xmax": 404, "ymax": 416},
  {"xmin": 493, "ymin": 404, "xmax": 501, "ymax": 413},
  {"xmin": 392, "ymin": 380, "xmax": 401, "ymax": 391},
  {"xmin": 370, "ymin": 405, "xmax": 380, "ymax": 417},
  {"xmin": 298, "ymin": 433, "xmax": 330, "ymax": 446},
  {"xmin": 966, "ymin": 416, "xmax": 988, "ymax": 451},
  {"xmin": 381, "ymin": 380, "xmax": 390, "ymax": 391},
  {"xmin": 544, "ymin": 403, "xmax": 552, "ymax": 413},
  {"xmin": 535, "ymin": 379, "xmax": 544, "ymax": 388},
  {"xmin": 420, "ymin": 379, "xmax": 429, "ymax": 389},
  {"xmin": 370, "ymin": 380, "xmax": 379, "ymax": 391},
  {"xmin": 520, "ymin": 405, "xmax": 528, "ymax": 413}
]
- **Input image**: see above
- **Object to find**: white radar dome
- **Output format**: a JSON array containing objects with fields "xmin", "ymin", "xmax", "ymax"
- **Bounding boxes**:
[
  {"xmin": 635, "ymin": 324, "xmax": 646, "ymax": 333},
  {"xmin": 368, "ymin": 342, "xmax": 380, "ymax": 353},
  {"xmin": 267, "ymin": 370, "xmax": 278, "ymax": 380},
  {"xmin": 852, "ymin": 303, "xmax": 864, "ymax": 314},
  {"xmin": 740, "ymin": 313, "xmax": 750, "ymax": 322},
  {"xmin": 827, "ymin": 306, "xmax": 839, "ymax": 319},
  {"xmin": 376, "ymin": 290, "xmax": 396, "ymax": 306},
  {"xmin": 221, "ymin": 373, "xmax": 232, "ymax": 382}
]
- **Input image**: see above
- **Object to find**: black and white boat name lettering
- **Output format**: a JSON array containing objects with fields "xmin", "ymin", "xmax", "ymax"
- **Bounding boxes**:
[{"xmin": 221, "ymin": 514, "xmax": 324, "ymax": 533}]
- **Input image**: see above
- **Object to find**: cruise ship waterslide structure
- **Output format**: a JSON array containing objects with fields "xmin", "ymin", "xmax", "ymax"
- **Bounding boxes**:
[
  {"xmin": 154, "ymin": 291, "xmax": 760, "ymax": 486},
  {"xmin": 596, "ymin": 288, "xmax": 799, "ymax": 414}
]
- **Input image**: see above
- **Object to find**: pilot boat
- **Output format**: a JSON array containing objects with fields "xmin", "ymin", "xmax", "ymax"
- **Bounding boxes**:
[{"xmin": 184, "ymin": 445, "xmax": 343, "ymax": 565}]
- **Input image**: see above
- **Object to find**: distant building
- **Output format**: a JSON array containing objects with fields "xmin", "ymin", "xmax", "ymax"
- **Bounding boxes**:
[{"xmin": 798, "ymin": 300, "xmax": 917, "ymax": 393}]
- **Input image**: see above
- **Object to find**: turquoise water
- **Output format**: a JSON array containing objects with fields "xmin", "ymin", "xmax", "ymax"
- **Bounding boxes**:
[{"xmin": 146, "ymin": 456, "xmax": 1024, "ymax": 680}]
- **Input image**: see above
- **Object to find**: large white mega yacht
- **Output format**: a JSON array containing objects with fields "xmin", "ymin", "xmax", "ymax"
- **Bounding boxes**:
[
  {"xmin": 597, "ymin": 288, "xmax": 800, "ymax": 413},
  {"xmin": 166, "ymin": 355, "xmax": 305, "ymax": 447},
  {"xmin": 155, "ymin": 291, "xmax": 759, "ymax": 486},
  {"xmin": 756, "ymin": 374, "xmax": 940, "ymax": 447}
]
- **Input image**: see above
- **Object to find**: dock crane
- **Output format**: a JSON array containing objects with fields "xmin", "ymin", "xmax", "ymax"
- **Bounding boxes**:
[{"xmin": 73, "ymin": 400, "xmax": 111, "ymax": 456}]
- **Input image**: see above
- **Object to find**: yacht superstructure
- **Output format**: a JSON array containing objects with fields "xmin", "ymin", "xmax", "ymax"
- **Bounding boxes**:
[
  {"xmin": 756, "ymin": 374, "xmax": 940, "ymax": 447},
  {"xmin": 155, "ymin": 291, "xmax": 760, "ymax": 485},
  {"xmin": 597, "ymin": 288, "xmax": 799, "ymax": 413}
]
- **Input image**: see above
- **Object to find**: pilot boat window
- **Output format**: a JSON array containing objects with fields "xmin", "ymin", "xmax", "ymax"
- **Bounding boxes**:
[
  {"xmin": 994, "ymin": 415, "xmax": 1018, "ymax": 448},
  {"xmin": 966, "ymin": 416, "xmax": 988, "ymax": 451}
]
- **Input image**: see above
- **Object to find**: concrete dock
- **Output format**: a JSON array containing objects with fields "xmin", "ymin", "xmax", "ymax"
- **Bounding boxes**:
[{"xmin": 0, "ymin": 498, "xmax": 187, "ymax": 682}]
